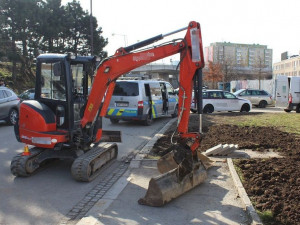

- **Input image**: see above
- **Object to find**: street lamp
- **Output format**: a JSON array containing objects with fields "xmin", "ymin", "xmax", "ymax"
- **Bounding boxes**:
[
  {"xmin": 112, "ymin": 33, "xmax": 128, "ymax": 47},
  {"xmin": 90, "ymin": 0, "xmax": 94, "ymax": 55}
]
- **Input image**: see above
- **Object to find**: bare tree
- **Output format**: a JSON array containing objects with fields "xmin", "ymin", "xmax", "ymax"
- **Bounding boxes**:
[
  {"xmin": 219, "ymin": 57, "xmax": 240, "ymax": 90},
  {"xmin": 203, "ymin": 61, "xmax": 223, "ymax": 89},
  {"xmin": 253, "ymin": 56, "xmax": 270, "ymax": 89}
]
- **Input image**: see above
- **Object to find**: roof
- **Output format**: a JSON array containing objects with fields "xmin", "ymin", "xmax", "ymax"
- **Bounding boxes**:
[
  {"xmin": 37, "ymin": 54, "xmax": 96, "ymax": 63},
  {"xmin": 116, "ymin": 79, "xmax": 167, "ymax": 84}
]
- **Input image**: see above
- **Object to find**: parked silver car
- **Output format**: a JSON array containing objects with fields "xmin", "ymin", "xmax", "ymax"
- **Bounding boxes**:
[
  {"xmin": 0, "ymin": 87, "xmax": 20, "ymax": 125},
  {"xmin": 233, "ymin": 89, "xmax": 273, "ymax": 108},
  {"xmin": 19, "ymin": 88, "xmax": 35, "ymax": 100}
]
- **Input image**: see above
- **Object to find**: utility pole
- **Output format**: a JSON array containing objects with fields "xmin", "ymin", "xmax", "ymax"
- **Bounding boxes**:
[{"xmin": 90, "ymin": 0, "xmax": 94, "ymax": 55}]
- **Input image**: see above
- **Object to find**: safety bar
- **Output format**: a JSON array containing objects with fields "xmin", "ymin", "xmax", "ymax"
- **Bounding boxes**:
[{"xmin": 123, "ymin": 26, "xmax": 188, "ymax": 53}]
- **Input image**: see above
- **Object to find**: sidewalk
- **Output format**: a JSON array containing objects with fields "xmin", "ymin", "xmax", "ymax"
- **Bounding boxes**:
[
  {"xmin": 78, "ymin": 159, "xmax": 249, "ymax": 225},
  {"xmin": 76, "ymin": 119, "xmax": 253, "ymax": 225}
]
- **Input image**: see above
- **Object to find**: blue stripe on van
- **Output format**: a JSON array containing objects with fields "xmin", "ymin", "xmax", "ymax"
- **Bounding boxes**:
[{"xmin": 168, "ymin": 98, "xmax": 178, "ymax": 103}]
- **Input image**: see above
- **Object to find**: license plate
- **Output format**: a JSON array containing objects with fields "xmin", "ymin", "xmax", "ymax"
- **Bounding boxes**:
[{"xmin": 116, "ymin": 102, "xmax": 128, "ymax": 107}]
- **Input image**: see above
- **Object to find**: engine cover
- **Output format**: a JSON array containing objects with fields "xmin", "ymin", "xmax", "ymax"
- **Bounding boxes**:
[
  {"xmin": 19, "ymin": 100, "xmax": 56, "ymax": 132},
  {"xmin": 15, "ymin": 100, "xmax": 68, "ymax": 148}
]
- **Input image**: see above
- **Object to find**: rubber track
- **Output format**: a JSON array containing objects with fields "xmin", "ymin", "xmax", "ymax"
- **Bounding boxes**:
[
  {"xmin": 10, "ymin": 148, "xmax": 41, "ymax": 177},
  {"xmin": 71, "ymin": 143, "xmax": 118, "ymax": 182}
]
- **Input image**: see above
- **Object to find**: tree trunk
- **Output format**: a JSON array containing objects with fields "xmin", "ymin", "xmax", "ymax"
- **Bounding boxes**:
[
  {"xmin": 11, "ymin": 39, "xmax": 17, "ymax": 82},
  {"xmin": 21, "ymin": 39, "xmax": 29, "ymax": 73},
  {"xmin": 48, "ymin": 38, "xmax": 53, "ymax": 52}
]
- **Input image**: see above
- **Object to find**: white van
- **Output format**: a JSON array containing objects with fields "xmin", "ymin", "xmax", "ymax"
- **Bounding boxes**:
[
  {"xmin": 106, "ymin": 80, "xmax": 178, "ymax": 125},
  {"xmin": 275, "ymin": 75, "xmax": 300, "ymax": 112}
]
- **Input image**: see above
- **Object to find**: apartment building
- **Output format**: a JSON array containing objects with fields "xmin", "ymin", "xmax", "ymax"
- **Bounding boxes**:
[
  {"xmin": 205, "ymin": 42, "xmax": 273, "ymax": 80},
  {"xmin": 273, "ymin": 53, "xmax": 300, "ymax": 79}
]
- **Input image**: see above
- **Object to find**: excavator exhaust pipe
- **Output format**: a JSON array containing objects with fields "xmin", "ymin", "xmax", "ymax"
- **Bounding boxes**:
[{"xmin": 138, "ymin": 162, "xmax": 207, "ymax": 207}]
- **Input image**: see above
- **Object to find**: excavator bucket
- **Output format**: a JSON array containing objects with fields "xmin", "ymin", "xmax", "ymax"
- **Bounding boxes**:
[
  {"xmin": 138, "ymin": 162, "xmax": 207, "ymax": 207},
  {"xmin": 139, "ymin": 143, "xmax": 215, "ymax": 207},
  {"xmin": 197, "ymin": 151, "xmax": 215, "ymax": 169},
  {"xmin": 157, "ymin": 150, "xmax": 214, "ymax": 174},
  {"xmin": 157, "ymin": 151, "xmax": 178, "ymax": 174}
]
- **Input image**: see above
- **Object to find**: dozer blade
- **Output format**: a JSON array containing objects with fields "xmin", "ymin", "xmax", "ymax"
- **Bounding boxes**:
[{"xmin": 138, "ymin": 162, "xmax": 207, "ymax": 207}]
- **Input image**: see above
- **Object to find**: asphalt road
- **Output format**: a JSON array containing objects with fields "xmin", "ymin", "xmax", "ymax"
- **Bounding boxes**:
[
  {"xmin": 0, "ymin": 116, "xmax": 172, "ymax": 225},
  {"xmin": 251, "ymin": 106, "xmax": 288, "ymax": 113}
]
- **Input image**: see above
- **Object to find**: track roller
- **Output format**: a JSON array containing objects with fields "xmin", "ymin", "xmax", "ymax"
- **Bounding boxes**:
[
  {"xmin": 10, "ymin": 148, "xmax": 42, "ymax": 177},
  {"xmin": 71, "ymin": 143, "xmax": 118, "ymax": 182}
]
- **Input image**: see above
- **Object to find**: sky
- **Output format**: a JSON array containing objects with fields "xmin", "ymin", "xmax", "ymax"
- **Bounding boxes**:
[{"xmin": 62, "ymin": 0, "xmax": 300, "ymax": 64}]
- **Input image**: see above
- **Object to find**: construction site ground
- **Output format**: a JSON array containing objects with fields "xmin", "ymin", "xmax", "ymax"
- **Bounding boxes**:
[
  {"xmin": 150, "ymin": 113, "xmax": 300, "ymax": 225},
  {"xmin": 79, "ymin": 154, "xmax": 249, "ymax": 225}
]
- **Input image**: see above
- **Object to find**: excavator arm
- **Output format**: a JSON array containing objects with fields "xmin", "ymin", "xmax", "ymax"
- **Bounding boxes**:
[
  {"xmin": 80, "ymin": 21, "xmax": 210, "ymax": 206},
  {"xmin": 81, "ymin": 21, "xmax": 204, "ymax": 146}
]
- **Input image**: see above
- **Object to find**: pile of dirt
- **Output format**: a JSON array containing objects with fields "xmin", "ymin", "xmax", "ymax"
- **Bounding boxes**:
[{"xmin": 150, "ymin": 114, "xmax": 300, "ymax": 225}]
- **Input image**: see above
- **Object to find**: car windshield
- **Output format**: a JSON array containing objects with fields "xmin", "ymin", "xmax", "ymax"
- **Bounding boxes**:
[
  {"xmin": 233, "ymin": 90, "xmax": 244, "ymax": 95},
  {"xmin": 223, "ymin": 92, "xmax": 236, "ymax": 99}
]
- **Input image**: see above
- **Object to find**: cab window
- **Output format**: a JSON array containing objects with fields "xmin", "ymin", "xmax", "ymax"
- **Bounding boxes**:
[
  {"xmin": 40, "ymin": 61, "xmax": 66, "ymax": 101},
  {"xmin": 71, "ymin": 64, "xmax": 84, "ymax": 95}
]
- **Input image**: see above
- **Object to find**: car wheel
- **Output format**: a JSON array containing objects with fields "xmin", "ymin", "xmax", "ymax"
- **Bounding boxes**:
[
  {"xmin": 7, "ymin": 108, "xmax": 18, "ymax": 125},
  {"xmin": 171, "ymin": 105, "xmax": 178, "ymax": 118},
  {"xmin": 240, "ymin": 104, "xmax": 250, "ymax": 112},
  {"xmin": 143, "ymin": 113, "xmax": 153, "ymax": 126},
  {"xmin": 258, "ymin": 100, "xmax": 267, "ymax": 108},
  {"xmin": 110, "ymin": 118, "xmax": 119, "ymax": 124},
  {"xmin": 203, "ymin": 105, "xmax": 214, "ymax": 114},
  {"xmin": 190, "ymin": 108, "xmax": 197, "ymax": 113},
  {"xmin": 296, "ymin": 104, "xmax": 300, "ymax": 113}
]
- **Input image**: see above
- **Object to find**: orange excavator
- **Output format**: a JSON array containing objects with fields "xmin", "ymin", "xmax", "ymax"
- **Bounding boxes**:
[{"xmin": 11, "ymin": 21, "xmax": 212, "ymax": 206}]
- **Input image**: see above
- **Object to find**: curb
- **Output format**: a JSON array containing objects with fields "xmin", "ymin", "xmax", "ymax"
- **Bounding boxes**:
[
  {"xmin": 227, "ymin": 158, "xmax": 263, "ymax": 225},
  {"xmin": 76, "ymin": 118, "xmax": 176, "ymax": 225},
  {"xmin": 129, "ymin": 118, "xmax": 177, "ymax": 168}
]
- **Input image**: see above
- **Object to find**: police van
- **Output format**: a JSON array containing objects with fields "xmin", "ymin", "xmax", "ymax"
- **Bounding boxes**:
[{"xmin": 106, "ymin": 79, "xmax": 178, "ymax": 125}]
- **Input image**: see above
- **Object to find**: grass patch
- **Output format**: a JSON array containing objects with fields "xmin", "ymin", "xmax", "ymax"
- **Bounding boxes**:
[
  {"xmin": 257, "ymin": 210, "xmax": 276, "ymax": 225},
  {"xmin": 233, "ymin": 160, "xmax": 245, "ymax": 183},
  {"xmin": 218, "ymin": 113, "xmax": 300, "ymax": 135}
]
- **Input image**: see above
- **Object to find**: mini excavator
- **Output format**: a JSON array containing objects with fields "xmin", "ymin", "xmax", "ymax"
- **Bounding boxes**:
[{"xmin": 11, "ymin": 21, "xmax": 212, "ymax": 206}]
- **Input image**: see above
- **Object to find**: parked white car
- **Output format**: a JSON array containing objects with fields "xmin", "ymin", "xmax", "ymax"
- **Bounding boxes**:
[{"xmin": 191, "ymin": 90, "xmax": 252, "ymax": 113}]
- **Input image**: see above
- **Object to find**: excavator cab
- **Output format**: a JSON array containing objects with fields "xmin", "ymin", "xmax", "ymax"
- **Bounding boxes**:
[
  {"xmin": 12, "ymin": 54, "xmax": 119, "ymax": 181},
  {"xmin": 35, "ymin": 54, "xmax": 95, "ymax": 132},
  {"xmin": 14, "ymin": 54, "xmax": 96, "ymax": 149}
]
